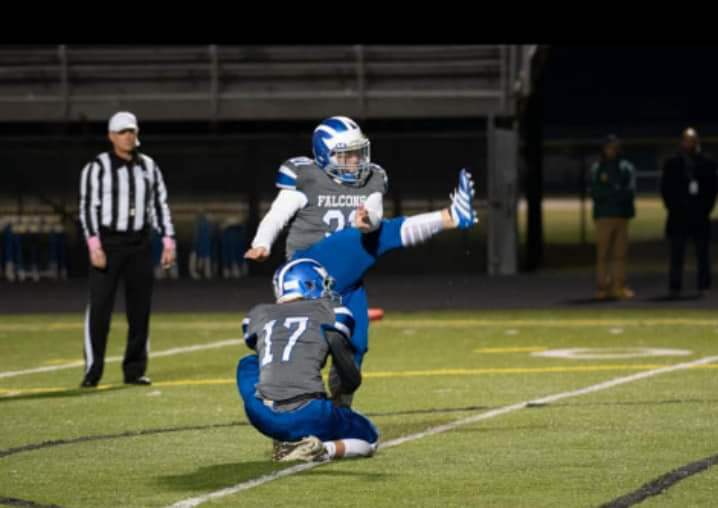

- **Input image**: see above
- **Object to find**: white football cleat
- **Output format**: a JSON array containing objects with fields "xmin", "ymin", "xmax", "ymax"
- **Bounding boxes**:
[
  {"xmin": 449, "ymin": 168, "xmax": 478, "ymax": 229},
  {"xmin": 274, "ymin": 436, "xmax": 325, "ymax": 462}
]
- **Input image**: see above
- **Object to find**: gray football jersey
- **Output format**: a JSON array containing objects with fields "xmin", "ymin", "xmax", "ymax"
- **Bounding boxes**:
[
  {"xmin": 275, "ymin": 157, "xmax": 389, "ymax": 259},
  {"xmin": 242, "ymin": 298, "xmax": 354, "ymax": 403}
]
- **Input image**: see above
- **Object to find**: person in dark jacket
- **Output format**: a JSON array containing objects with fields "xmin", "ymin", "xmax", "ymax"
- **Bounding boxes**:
[
  {"xmin": 590, "ymin": 134, "xmax": 637, "ymax": 300},
  {"xmin": 660, "ymin": 127, "xmax": 718, "ymax": 298}
]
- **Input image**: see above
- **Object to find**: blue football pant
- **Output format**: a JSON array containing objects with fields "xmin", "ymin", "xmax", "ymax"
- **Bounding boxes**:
[
  {"xmin": 292, "ymin": 217, "xmax": 407, "ymax": 365},
  {"xmin": 237, "ymin": 354, "xmax": 379, "ymax": 443},
  {"xmin": 340, "ymin": 285, "xmax": 368, "ymax": 366}
]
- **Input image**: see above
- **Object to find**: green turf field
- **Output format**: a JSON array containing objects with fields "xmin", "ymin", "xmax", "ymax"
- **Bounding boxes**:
[
  {"xmin": 1, "ymin": 310, "xmax": 718, "ymax": 507},
  {"xmin": 517, "ymin": 196, "xmax": 718, "ymax": 270},
  {"xmin": 522, "ymin": 195, "xmax": 718, "ymax": 244}
]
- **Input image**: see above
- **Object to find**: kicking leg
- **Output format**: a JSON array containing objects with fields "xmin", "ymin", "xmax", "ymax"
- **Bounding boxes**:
[
  {"xmin": 342, "ymin": 285, "xmax": 369, "ymax": 367},
  {"xmin": 295, "ymin": 169, "xmax": 478, "ymax": 292}
]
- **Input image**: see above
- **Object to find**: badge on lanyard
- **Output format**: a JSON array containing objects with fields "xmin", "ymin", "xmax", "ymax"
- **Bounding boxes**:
[{"xmin": 689, "ymin": 180, "xmax": 699, "ymax": 195}]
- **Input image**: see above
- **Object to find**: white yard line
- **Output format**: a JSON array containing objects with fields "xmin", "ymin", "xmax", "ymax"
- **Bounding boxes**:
[
  {"xmin": 0, "ymin": 339, "xmax": 242, "ymax": 379},
  {"xmin": 164, "ymin": 354, "xmax": 718, "ymax": 508},
  {"xmin": 2, "ymin": 317, "xmax": 718, "ymax": 333}
]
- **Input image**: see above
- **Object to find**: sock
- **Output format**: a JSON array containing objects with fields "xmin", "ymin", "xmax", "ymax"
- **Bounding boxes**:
[
  {"xmin": 400, "ymin": 211, "xmax": 445, "ymax": 247},
  {"xmin": 322, "ymin": 439, "xmax": 375, "ymax": 459},
  {"xmin": 341, "ymin": 439, "xmax": 375, "ymax": 458},
  {"xmin": 323, "ymin": 441, "xmax": 337, "ymax": 459}
]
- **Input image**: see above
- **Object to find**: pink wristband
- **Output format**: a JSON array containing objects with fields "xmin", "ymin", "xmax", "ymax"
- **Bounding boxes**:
[
  {"xmin": 163, "ymin": 237, "xmax": 176, "ymax": 250},
  {"xmin": 87, "ymin": 236, "xmax": 101, "ymax": 251}
]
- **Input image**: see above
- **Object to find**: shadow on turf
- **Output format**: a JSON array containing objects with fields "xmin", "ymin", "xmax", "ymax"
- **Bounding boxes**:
[
  {"xmin": 309, "ymin": 469, "xmax": 387, "ymax": 480},
  {"xmin": 156, "ymin": 462, "xmax": 281, "ymax": 491},
  {"xmin": 156, "ymin": 462, "xmax": 386, "ymax": 492},
  {"xmin": 0, "ymin": 385, "xmax": 129, "ymax": 403}
]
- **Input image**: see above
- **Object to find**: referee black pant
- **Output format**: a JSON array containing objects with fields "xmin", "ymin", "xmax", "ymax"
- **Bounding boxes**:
[
  {"xmin": 668, "ymin": 225, "xmax": 712, "ymax": 293},
  {"xmin": 83, "ymin": 229, "xmax": 154, "ymax": 383}
]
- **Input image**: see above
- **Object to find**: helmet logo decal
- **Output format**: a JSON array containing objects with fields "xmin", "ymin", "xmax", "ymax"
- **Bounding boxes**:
[{"xmin": 273, "ymin": 258, "xmax": 340, "ymax": 304}]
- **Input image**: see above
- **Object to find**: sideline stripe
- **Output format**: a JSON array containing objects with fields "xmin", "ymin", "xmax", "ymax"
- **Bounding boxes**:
[
  {"xmin": 0, "ymin": 339, "xmax": 243, "ymax": 379},
  {"xmin": 164, "ymin": 355, "xmax": 718, "ymax": 508},
  {"xmin": 5, "ymin": 363, "xmax": 718, "ymax": 398}
]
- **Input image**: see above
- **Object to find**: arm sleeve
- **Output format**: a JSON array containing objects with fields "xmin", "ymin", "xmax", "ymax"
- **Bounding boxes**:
[
  {"xmin": 325, "ymin": 329, "xmax": 361, "ymax": 394},
  {"xmin": 364, "ymin": 192, "xmax": 384, "ymax": 230},
  {"xmin": 250, "ymin": 189, "xmax": 308, "ymax": 253},
  {"xmin": 242, "ymin": 316, "xmax": 257, "ymax": 350},
  {"xmin": 590, "ymin": 161, "xmax": 613, "ymax": 202},
  {"xmin": 323, "ymin": 305, "xmax": 360, "ymax": 393},
  {"xmin": 616, "ymin": 160, "xmax": 637, "ymax": 201},
  {"xmin": 151, "ymin": 162, "xmax": 176, "ymax": 238},
  {"xmin": 704, "ymin": 160, "xmax": 718, "ymax": 215},
  {"xmin": 661, "ymin": 159, "xmax": 678, "ymax": 210},
  {"xmin": 79, "ymin": 161, "xmax": 101, "ymax": 239}
]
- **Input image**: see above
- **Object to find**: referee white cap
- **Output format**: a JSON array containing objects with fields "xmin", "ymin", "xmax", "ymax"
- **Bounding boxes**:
[{"xmin": 108, "ymin": 111, "xmax": 141, "ymax": 147}]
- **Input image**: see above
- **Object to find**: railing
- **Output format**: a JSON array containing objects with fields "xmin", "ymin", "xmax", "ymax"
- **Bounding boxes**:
[{"xmin": 0, "ymin": 45, "xmax": 538, "ymax": 121}]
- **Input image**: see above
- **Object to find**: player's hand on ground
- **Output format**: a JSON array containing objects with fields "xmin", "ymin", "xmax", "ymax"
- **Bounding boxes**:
[
  {"xmin": 161, "ymin": 247, "xmax": 176, "ymax": 270},
  {"xmin": 354, "ymin": 205, "xmax": 372, "ymax": 233},
  {"xmin": 89, "ymin": 247, "xmax": 107, "ymax": 269},
  {"xmin": 244, "ymin": 246, "xmax": 269, "ymax": 262}
]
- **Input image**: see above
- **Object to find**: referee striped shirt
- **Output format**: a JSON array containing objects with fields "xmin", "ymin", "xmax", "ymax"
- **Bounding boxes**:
[{"xmin": 79, "ymin": 151, "xmax": 175, "ymax": 240}]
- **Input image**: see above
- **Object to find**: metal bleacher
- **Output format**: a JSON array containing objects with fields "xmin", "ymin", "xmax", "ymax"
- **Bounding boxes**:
[
  {"xmin": 0, "ymin": 44, "xmax": 542, "ymax": 276},
  {"xmin": 0, "ymin": 45, "xmax": 538, "ymax": 121}
]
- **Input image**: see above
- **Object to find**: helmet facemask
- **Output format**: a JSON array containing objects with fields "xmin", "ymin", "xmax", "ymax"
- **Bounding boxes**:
[
  {"xmin": 326, "ymin": 139, "xmax": 371, "ymax": 186},
  {"xmin": 319, "ymin": 272, "xmax": 341, "ymax": 303}
]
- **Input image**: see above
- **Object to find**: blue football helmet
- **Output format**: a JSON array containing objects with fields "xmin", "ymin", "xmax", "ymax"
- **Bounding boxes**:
[
  {"xmin": 272, "ymin": 258, "xmax": 340, "ymax": 303},
  {"xmin": 312, "ymin": 116, "xmax": 371, "ymax": 186}
]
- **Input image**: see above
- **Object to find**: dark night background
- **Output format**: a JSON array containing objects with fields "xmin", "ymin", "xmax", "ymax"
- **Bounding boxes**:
[
  {"xmin": 3, "ymin": 43, "xmax": 718, "ymax": 275},
  {"xmin": 542, "ymin": 44, "xmax": 718, "ymax": 134}
]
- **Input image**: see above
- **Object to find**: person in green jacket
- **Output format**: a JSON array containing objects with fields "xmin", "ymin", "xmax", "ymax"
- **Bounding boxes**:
[{"xmin": 590, "ymin": 134, "xmax": 636, "ymax": 300}]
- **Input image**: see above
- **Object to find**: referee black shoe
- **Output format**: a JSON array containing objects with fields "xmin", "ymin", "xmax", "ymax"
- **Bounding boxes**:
[
  {"xmin": 124, "ymin": 376, "xmax": 152, "ymax": 386},
  {"xmin": 80, "ymin": 378, "xmax": 98, "ymax": 388}
]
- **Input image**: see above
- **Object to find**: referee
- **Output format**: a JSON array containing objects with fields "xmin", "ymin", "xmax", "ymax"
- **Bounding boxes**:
[{"xmin": 78, "ymin": 111, "xmax": 176, "ymax": 388}]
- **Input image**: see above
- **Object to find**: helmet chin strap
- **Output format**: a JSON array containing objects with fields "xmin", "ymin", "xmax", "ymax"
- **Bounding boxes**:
[
  {"xmin": 321, "ymin": 290, "xmax": 342, "ymax": 304},
  {"xmin": 328, "ymin": 166, "xmax": 366, "ymax": 186},
  {"xmin": 277, "ymin": 293, "xmax": 304, "ymax": 304}
]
